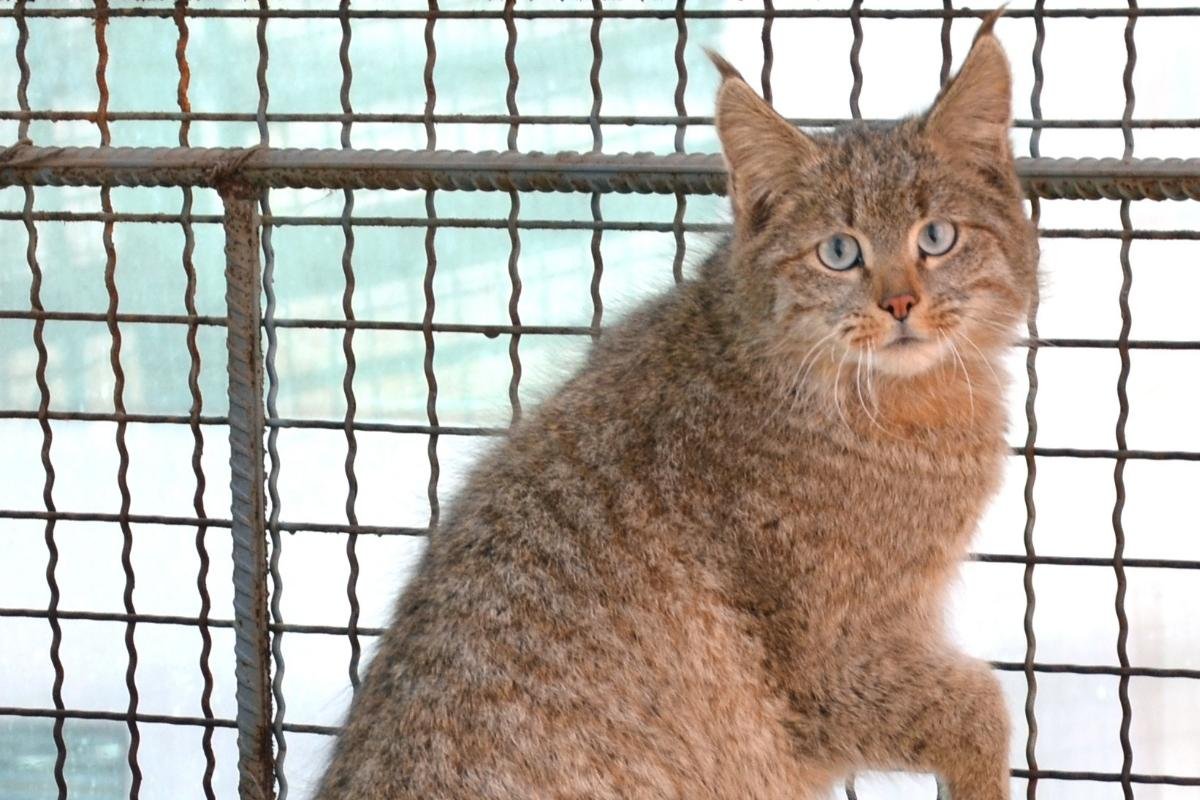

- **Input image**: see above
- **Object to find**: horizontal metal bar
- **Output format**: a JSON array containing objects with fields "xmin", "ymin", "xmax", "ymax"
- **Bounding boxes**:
[
  {"xmin": 1010, "ymin": 769, "xmax": 1200, "ymax": 787},
  {"xmin": 5, "ymin": 607, "xmax": 1199, "ymax": 681},
  {"xmin": 1018, "ymin": 446, "xmax": 1200, "ymax": 461},
  {"xmin": 3, "ymin": 318, "xmax": 1196, "ymax": 351},
  {"xmin": 0, "ymin": 310, "xmax": 227, "ymax": 327},
  {"xmin": 1035, "ymin": 338, "xmax": 1200, "ymax": 350},
  {"xmin": 973, "ymin": 553, "xmax": 1200, "ymax": 570},
  {"xmin": 3, "ymin": 508, "xmax": 1196, "ymax": 563},
  {"xmin": 4, "ymin": 109, "xmax": 1200, "ymax": 131},
  {"xmin": 0, "ymin": 508, "xmax": 233, "ymax": 528},
  {"xmin": 0, "ymin": 409, "xmax": 231, "ymax": 425},
  {"xmin": 1038, "ymin": 228, "xmax": 1200, "ymax": 240},
  {"xmin": 16, "ymin": 705, "xmax": 1200, "ymax": 785},
  {"xmin": 0, "ymin": 607, "xmax": 235, "ymax": 631},
  {"xmin": 13, "ymin": 702, "xmax": 1179, "ymax": 787},
  {"xmin": 269, "ymin": 418, "xmax": 506, "ymax": 436},
  {"xmin": 0, "ymin": 607, "xmax": 394, "ymax": 637},
  {"xmin": 2, "ymin": 6, "xmax": 1200, "ymax": 19},
  {"xmin": 2, "ymin": 212, "xmax": 1196, "ymax": 242},
  {"xmin": 0, "ymin": 508, "xmax": 425, "ymax": 536},
  {"xmin": 0, "ymin": 311, "xmax": 598, "ymax": 336},
  {"xmin": 1, "ymin": 411, "xmax": 1198, "ymax": 458},
  {"xmin": 0, "ymin": 210, "xmax": 734, "ymax": 233},
  {"xmin": 0, "ymin": 146, "xmax": 727, "ymax": 193},
  {"xmin": 274, "ymin": 721, "xmax": 337, "ymax": 735},
  {"xmin": 0, "ymin": 705, "xmax": 340, "ymax": 737},
  {"xmin": 0, "ymin": 705, "xmax": 236, "ymax": 730},
  {"xmin": 267, "ymin": 521, "xmax": 427, "ymax": 536},
  {"xmin": 273, "ymin": 419, "xmax": 1200, "ymax": 458},
  {"xmin": 990, "ymin": 660, "xmax": 1200, "ymax": 680},
  {"xmin": 280, "ymin": 319, "xmax": 595, "ymax": 336},
  {"xmin": 3, "ymin": 147, "xmax": 1198, "ymax": 200}
]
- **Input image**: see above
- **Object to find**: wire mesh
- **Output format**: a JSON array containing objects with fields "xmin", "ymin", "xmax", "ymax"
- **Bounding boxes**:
[{"xmin": 1, "ymin": 2, "xmax": 1198, "ymax": 799}]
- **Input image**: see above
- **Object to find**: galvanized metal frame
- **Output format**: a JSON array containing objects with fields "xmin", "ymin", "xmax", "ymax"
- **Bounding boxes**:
[{"xmin": 3, "ymin": 1, "xmax": 1200, "ymax": 799}]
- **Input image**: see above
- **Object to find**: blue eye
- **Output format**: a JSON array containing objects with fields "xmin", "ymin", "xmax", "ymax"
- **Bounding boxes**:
[
  {"xmin": 917, "ymin": 220, "xmax": 957, "ymax": 256},
  {"xmin": 817, "ymin": 233, "xmax": 863, "ymax": 271}
]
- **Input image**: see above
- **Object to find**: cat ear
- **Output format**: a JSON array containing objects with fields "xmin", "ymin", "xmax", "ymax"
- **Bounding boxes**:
[
  {"xmin": 923, "ymin": 9, "xmax": 1013, "ymax": 166},
  {"xmin": 709, "ymin": 50, "xmax": 819, "ymax": 235}
]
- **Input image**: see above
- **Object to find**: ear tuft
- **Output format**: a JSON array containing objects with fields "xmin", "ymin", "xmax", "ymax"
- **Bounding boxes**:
[
  {"xmin": 923, "ymin": 11, "xmax": 1013, "ymax": 167},
  {"xmin": 705, "ymin": 48, "xmax": 744, "ymax": 83},
  {"xmin": 709, "ymin": 50, "xmax": 819, "ymax": 237},
  {"xmin": 976, "ymin": 4, "xmax": 1007, "ymax": 39}
]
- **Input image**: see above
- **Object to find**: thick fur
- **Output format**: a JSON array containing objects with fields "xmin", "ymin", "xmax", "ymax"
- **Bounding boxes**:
[{"xmin": 317, "ymin": 16, "xmax": 1037, "ymax": 800}]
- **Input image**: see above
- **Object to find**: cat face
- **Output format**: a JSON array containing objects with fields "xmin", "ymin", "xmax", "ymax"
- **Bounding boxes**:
[{"xmin": 712, "ymin": 27, "xmax": 1038, "ymax": 382}]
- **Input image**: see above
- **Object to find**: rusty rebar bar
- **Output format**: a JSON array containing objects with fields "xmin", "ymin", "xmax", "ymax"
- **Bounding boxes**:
[
  {"xmin": 2, "ymin": 146, "xmax": 1199, "ymax": 200},
  {"xmin": 219, "ymin": 182, "xmax": 274, "ymax": 800}
]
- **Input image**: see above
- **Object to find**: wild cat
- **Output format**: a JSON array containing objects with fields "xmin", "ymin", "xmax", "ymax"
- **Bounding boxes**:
[{"xmin": 317, "ymin": 12, "xmax": 1036, "ymax": 800}]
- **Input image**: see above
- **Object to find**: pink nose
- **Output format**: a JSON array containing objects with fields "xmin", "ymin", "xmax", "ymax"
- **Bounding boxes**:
[{"xmin": 880, "ymin": 293, "xmax": 917, "ymax": 321}]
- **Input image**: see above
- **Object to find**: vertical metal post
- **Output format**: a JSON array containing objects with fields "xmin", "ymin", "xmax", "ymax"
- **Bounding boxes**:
[{"xmin": 219, "ymin": 181, "xmax": 274, "ymax": 800}]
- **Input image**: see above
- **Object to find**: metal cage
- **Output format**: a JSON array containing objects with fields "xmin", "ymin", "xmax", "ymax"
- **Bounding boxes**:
[{"xmin": 1, "ymin": 2, "xmax": 1198, "ymax": 799}]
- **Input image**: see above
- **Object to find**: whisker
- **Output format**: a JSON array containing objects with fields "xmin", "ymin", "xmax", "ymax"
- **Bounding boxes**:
[
  {"xmin": 865, "ymin": 343, "xmax": 881, "ymax": 417},
  {"xmin": 831, "ymin": 346, "xmax": 852, "ymax": 433},
  {"xmin": 781, "ymin": 346, "xmax": 811, "ymax": 420},
  {"xmin": 793, "ymin": 330, "xmax": 838, "ymax": 389},
  {"xmin": 763, "ymin": 328, "xmax": 839, "ymax": 427},
  {"xmin": 944, "ymin": 333, "xmax": 975, "ymax": 424},
  {"xmin": 954, "ymin": 329, "xmax": 1004, "ymax": 391},
  {"xmin": 955, "ymin": 311, "xmax": 1023, "ymax": 342},
  {"xmin": 797, "ymin": 335, "xmax": 837, "ymax": 404},
  {"xmin": 854, "ymin": 348, "xmax": 891, "ymax": 437}
]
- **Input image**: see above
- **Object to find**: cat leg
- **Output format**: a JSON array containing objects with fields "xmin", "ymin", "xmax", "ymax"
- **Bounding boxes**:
[
  {"xmin": 784, "ymin": 644, "xmax": 1010, "ymax": 799},
  {"xmin": 846, "ymin": 646, "xmax": 1011, "ymax": 800}
]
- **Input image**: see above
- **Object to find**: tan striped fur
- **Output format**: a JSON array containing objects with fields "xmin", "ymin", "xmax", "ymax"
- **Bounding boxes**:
[{"xmin": 318, "ymin": 13, "xmax": 1035, "ymax": 800}]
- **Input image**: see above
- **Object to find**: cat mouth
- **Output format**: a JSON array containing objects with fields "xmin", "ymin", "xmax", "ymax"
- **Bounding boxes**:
[
  {"xmin": 869, "ymin": 328, "xmax": 954, "ymax": 377},
  {"xmin": 886, "ymin": 333, "xmax": 924, "ymax": 349}
]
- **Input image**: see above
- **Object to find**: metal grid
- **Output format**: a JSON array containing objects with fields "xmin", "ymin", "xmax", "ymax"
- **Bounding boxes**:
[{"xmin": 0, "ymin": 2, "xmax": 1198, "ymax": 799}]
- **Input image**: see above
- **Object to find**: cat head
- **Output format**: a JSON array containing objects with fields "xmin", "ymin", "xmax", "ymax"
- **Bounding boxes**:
[{"xmin": 711, "ymin": 15, "xmax": 1038, "ymax": 389}]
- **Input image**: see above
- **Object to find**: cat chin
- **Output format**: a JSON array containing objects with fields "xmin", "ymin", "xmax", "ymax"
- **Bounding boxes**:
[{"xmin": 868, "ymin": 338, "xmax": 950, "ymax": 377}]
